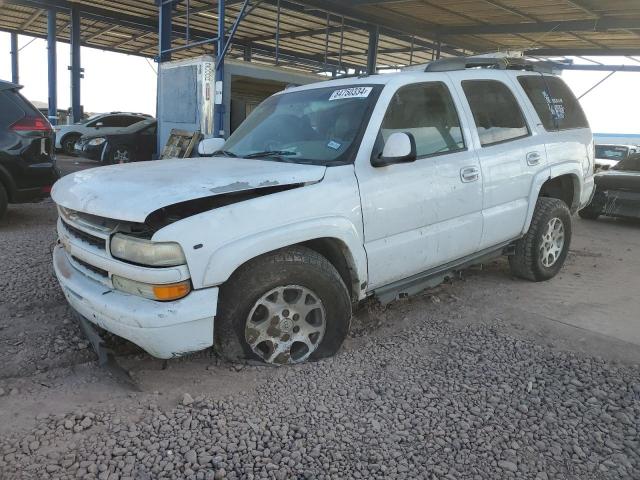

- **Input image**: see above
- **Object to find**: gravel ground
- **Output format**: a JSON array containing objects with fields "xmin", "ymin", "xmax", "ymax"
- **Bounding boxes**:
[{"xmin": 0, "ymin": 163, "xmax": 639, "ymax": 479}]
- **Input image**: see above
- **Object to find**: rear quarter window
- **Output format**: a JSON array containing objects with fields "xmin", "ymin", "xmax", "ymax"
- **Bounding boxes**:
[
  {"xmin": 0, "ymin": 90, "xmax": 26, "ymax": 128},
  {"xmin": 518, "ymin": 75, "xmax": 589, "ymax": 131}
]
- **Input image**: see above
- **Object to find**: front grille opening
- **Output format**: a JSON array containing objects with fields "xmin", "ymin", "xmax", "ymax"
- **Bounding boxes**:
[
  {"xmin": 71, "ymin": 256, "xmax": 108, "ymax": 278},
  {"xmin": 62, "ymin": 220, "xmax": 106, "ymax": 250}
]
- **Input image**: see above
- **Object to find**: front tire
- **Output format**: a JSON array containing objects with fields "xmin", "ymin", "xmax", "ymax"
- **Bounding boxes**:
[
  {"xmin": 61, "ymin": 134, "xmax": 80, "ymax": 155},
  {"xmin": 509, "ymin": 197, "xmax": 572, "ymax": 282},
  {"xmin": 215, "ymin": 246, "xmax": 351, "ymax": 365}
]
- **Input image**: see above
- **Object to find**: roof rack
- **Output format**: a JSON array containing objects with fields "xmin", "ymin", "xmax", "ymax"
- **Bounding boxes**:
[{"xmin": 424, "ymin": 56, "xmax": 554, "ymax": 74}]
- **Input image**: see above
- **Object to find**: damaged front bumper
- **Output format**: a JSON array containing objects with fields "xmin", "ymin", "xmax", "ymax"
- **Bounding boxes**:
[{"xmin": 53, "ymin": 245, "xmax": 218, "ymax": 359}]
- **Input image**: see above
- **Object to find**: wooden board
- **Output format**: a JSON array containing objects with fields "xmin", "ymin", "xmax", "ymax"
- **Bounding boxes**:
[{"xmin": 160, "ymin": 129, "xmax": 202, "ymax": 159}]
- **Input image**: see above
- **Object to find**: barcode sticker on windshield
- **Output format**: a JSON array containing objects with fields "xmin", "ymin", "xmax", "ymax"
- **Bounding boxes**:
[{"xmin": 329, "ymin": 87, "xmax": 373, "ymax": 101}]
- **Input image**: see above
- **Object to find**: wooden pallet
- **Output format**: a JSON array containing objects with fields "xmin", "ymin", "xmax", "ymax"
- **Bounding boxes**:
[{"xmin": 160, "ymin": 129, "xmax": 202, "ymax": 159}]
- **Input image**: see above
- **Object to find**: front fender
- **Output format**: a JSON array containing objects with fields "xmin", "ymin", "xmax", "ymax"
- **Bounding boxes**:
[{"xmin": 202, "ymin": 216, "xmax": 368, "ymax": 295}]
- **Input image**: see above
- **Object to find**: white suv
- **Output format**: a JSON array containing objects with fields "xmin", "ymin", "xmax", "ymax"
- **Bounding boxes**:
[
  {"xmin": 54, "ymin": 112, "xmax": 151, "ymax": 155},
  {"xmin": 51, "ymin": 58, "xmax": 594, "ymax": 365}
]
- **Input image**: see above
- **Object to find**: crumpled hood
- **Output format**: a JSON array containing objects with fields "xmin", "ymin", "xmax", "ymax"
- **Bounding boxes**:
[{"xmin": 52, "ymin": 157, "xmax": 326, "ymax": 222}]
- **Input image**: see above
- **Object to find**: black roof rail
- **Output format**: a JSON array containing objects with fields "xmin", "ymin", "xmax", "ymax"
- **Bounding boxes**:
[{"xmin": 424, "ymin": 56, "xmax": 554, "ymax": 74}]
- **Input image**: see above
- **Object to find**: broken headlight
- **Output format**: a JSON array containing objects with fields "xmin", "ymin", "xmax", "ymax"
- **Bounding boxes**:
[{"xmin": 110, "ymin": 233, "xmax": 186, "ymax": 267}]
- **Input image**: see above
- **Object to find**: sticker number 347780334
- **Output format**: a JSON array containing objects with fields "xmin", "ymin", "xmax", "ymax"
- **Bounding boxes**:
[{"xmin": 329, "ymin": 86, "xmax": 373, "ymax": 101}]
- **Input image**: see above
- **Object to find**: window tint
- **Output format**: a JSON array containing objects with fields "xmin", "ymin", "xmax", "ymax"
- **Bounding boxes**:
[
  {"xmin": 518, "ymin": 75, "xmax": 589, "ymax": 131},
  {"xmin": 462, "ymin": 80, "xmax": 529, "ymax": 147},
  {"xmin": 0, "ymin": 91, "xmax": 25, "ymax": 128},
  {"xmin": 380, "ymin": 82, "xmax": 465, "ymax": 158},
  {"xmin": 119, "ymin": 116, "xmax": 144, "ymax": 127},
  {"xmin": 613, "ymin": 153, "xmax": 640, "ymax": 172}
]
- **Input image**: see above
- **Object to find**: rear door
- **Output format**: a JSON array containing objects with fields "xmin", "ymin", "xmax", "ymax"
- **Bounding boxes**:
[{"xmin": 451, "ymin": 73, "xmax": 546, "ymax": 249}]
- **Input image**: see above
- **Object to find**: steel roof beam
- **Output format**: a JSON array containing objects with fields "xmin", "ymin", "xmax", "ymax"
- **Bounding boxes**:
[
  {"xmin": 526, "ymin": 48, "xmax": 640, "ymax": 56},
  {"xmin": 443, "ymin": 18, "xmax": 640, "ymax": 35},
  {"xmin": 20, "ymin": 8, "xmax": 44, "ymax": 29}
]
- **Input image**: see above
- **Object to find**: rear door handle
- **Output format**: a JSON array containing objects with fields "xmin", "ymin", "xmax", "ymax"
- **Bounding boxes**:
[
  {"xmin": 526, "ymin": 151, "xmax": 542, "ymax": 166},
  {"xmin": 460, "ymin": 166, "xmax": 480, "ymax": 183}
]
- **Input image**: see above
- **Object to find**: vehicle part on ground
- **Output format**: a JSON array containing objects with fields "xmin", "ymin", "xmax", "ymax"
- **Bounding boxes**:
[
  {"xmin": 509, "ymin": 198, "xmax": 572, "ymax": 281},
  {"xmin": 62, "ymin": 133, "xmax": 81, "ymax": 155},
  {"xmin": 216, "ymin": 246, "xmax": 351, "ymax": 365},
  {"xmin": 110, "ymin": 145, "xmax": 133, "ymax": 164}
]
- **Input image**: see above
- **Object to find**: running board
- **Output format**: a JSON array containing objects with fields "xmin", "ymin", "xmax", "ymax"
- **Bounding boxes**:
[{"xmin": 373, "ymin": 242, "xmax": 513, "ymax": 305}]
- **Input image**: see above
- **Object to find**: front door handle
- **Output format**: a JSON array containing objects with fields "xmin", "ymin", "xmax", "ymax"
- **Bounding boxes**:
[
  {"xmin": 460, "ymin": 166, "xmax": 480, "ymax": 183},
  {"xmin": 527, "ymin": 151, "xmax": 542, "ymax": 166}
]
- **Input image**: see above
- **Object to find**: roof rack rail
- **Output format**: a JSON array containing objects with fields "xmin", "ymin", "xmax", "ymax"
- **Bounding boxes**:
[{"xmin": 424, "ymin": 56, "xmax": 554, "ymax": 74}]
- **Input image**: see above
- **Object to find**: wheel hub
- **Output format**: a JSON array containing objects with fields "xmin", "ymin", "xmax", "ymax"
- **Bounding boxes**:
[
  {"xmin": 245, "ymin": 285, "xmax": 326, "ymax": 365},
  {"xmin": 539, "ymin": 217, "xmax": 565, "ymax": 268}
]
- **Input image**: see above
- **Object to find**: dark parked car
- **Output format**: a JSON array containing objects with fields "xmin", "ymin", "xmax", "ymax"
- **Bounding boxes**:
[
  {"xmin": 579, "ymin": 153, "xmax": 640, "ymax": 220},
  {"xmin": 74, "ymin": 118, "xmax": 157, "ymax": 164},
  {"xmin": 0, "ymin": 80, "xmax": 59, "ymax": 219}
]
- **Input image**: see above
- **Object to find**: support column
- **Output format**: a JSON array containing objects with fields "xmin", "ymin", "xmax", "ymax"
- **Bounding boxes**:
[
  {"xmin": 214, "ymin": 0, "xmax": 226, "ymax": 138},
  {"xmin": 158, "ymin": 0, "xmax": 172, "ymax": 61},
  {"xmin": 47, "ymin": 10, "xmax": 58, "ymax": 125},
  {"xmin": 367, "ymin": 26, "xmax": 379, "ymax": 75},
  {"xmin": 10, "ymin": 33, "xmax": 19, "ymax": 84},
  {"xmin": 70, "ymin": 7, "xmax": 82, "ymax": 123}
]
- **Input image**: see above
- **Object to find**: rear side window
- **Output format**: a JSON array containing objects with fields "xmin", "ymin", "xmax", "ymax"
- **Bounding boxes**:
[
  {"xmin": 518, "ymin": 75, "xmax": 589, "ymax": 131},
  {"xmin": 462, "ymin": 80, "xmax": 529, "ymax": 147},
  {"xmin": 0, "ymin": 91, "xmax": 25, "ymax": 128},
  {"xmin": 381, "ymin": 82, "xmax": 465, "ymax": 158}
]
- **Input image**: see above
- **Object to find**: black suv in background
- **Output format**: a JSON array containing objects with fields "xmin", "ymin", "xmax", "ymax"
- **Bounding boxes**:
[{"xmin": 0, "ymin": 80, "xmax": 59, "ymax": 219}]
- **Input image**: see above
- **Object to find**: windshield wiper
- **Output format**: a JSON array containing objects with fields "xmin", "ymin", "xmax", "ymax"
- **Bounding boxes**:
[
  {"xmin": 244, "ymin": 150, "xmax": 298, "ymax": 159},
  {"xmin": 212, "ymin": 150, "xmax": 238, "ymax": 157}
]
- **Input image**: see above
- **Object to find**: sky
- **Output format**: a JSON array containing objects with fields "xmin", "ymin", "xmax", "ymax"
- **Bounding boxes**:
[{"xmin": 0, "ymin": 32, "xmax": 639, "ymax": 134}]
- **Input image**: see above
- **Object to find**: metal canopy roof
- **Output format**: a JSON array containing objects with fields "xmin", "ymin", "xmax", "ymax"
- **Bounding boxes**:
[{"xmin": 2, "ymin": 0, "xmax": 640, "ymax": 72}]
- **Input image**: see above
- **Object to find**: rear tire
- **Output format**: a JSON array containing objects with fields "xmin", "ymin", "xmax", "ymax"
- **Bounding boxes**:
[
  {"xmin": 0, "ymin": 183, "xmax": 8, "ymax": 219},
  {"xmin": 61, "ymin": 134, "xmax": 80, "ymax": 155},
  {"xmin": 215, "ymin": 246, "xmax": 351, "ymax": 365},
  {"xmin": 509, "ymin": 197, "xmax": 572, "ymax": 282}
]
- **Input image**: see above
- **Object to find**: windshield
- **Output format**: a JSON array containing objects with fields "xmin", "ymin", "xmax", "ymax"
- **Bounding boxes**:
[
  {"xmin": 595, "ymin": 145, "xmax": 629, "ymax": 161},
  {"xmin": 77, "ymin": 113, "xmax": 102, "ymax": 125},
  {"xmin": 222, "ymin": 84, "xmax": 381, "ymax": 165},
  {"xmin": 612, "ymin": 153, "xmax": 640, "ymax": 172}
]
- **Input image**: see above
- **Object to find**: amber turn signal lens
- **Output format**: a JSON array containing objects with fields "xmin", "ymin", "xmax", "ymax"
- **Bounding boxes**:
[{"xmin": 152, "ymin": 281, "xmax": 191, "ymax": 301}]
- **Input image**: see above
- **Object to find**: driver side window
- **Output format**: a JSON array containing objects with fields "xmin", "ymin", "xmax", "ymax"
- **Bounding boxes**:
[{"xmin": 381, "ymin": 82, "xmax": 465, "ymax": 159}]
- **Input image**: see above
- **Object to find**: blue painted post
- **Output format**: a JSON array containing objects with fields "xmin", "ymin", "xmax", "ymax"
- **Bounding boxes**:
[
  {"xmin": 214, "ymin": 0, "xmax": 226, "ymax": 138},
  {"xmin": 10, "ymin": 33, "xmax": 19, "ymax": 84},
  {"xmin": 158, "ymin": 0, "xmax": 172, "ymax": 61},
  {"xmin": 367, "ymin": 26, "xmax": 378, "ymax": 75},
  {"xmin": 70, "ymin": 7, "xmax": 82, "ymax": 123},
  {"xmin": 47, "ymin": 10, "xmax": 58, "ymax": 125}
]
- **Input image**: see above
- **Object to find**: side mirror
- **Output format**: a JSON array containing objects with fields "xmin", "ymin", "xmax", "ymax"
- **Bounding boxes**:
[
  {"xmin": 95, "ymin": 122, "xmax": 103, "ymax": 129},
  {"xmin": 372, "ymin": 132, "xmax": 417, "ymax": 167},
  {"xmin": 198, "ymin": 137, "xmax": 226, "ymax": 156}
]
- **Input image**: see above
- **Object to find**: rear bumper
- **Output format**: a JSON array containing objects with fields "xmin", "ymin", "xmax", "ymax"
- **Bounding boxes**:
[
  {"xmin": 594, "ymin": 190, "xmax": 640, "ymax": 219},
  {"xmin": 53, "ymin": 245, "xmax": 217, "ymax": 359}
]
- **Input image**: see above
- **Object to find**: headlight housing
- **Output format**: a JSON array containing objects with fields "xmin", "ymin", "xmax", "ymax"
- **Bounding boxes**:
[
  {"xmin": 110, "ymin": 234, "xmax": 186, "ymax": 267},
  {"xmin": 88, "ymin": 137, "xmax": 106, "ymax": 146}
]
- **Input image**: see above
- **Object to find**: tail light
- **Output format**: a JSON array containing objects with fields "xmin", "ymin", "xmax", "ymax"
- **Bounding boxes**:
[
  {"xmin": 41, "ymin": 186, "xmax": 52, "ymax": 194},
  {"xmin": 10, "ymin": 116, "xmax": 53, "ymax": 132}
]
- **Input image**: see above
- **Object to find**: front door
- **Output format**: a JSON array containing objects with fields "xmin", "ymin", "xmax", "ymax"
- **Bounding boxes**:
[{"xmin": 356, "ymin": 79, "xmax": 483, "ymax": 289}]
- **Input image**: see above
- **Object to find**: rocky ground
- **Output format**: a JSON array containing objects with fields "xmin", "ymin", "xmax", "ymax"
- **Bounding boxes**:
[{"xmin": 0, "ymin": 159, "xmax": 638, "ymax": 479}]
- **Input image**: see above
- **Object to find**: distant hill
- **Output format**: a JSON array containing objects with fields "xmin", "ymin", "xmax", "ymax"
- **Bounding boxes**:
[{"xmin": 594, "ymin": 133, "xmax": 640, "ymax": 146}]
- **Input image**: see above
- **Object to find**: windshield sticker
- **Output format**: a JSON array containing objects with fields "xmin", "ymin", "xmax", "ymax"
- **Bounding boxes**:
[
  {"xmin": 329, "ymin": 87, "xmax": 373, "ymax": 101},
  {"xmin": 327, "ymin": 140, "xmax": 342, "ymax": 150}
]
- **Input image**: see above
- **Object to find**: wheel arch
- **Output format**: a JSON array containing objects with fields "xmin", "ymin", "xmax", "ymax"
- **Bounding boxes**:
[
  {"xmin": 198, "ymin": 219, "xmax": 368, "ymax": 302},
  {"xmin": 522, "ymin": 165, "xmax": 582, "ymax": 235}
]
